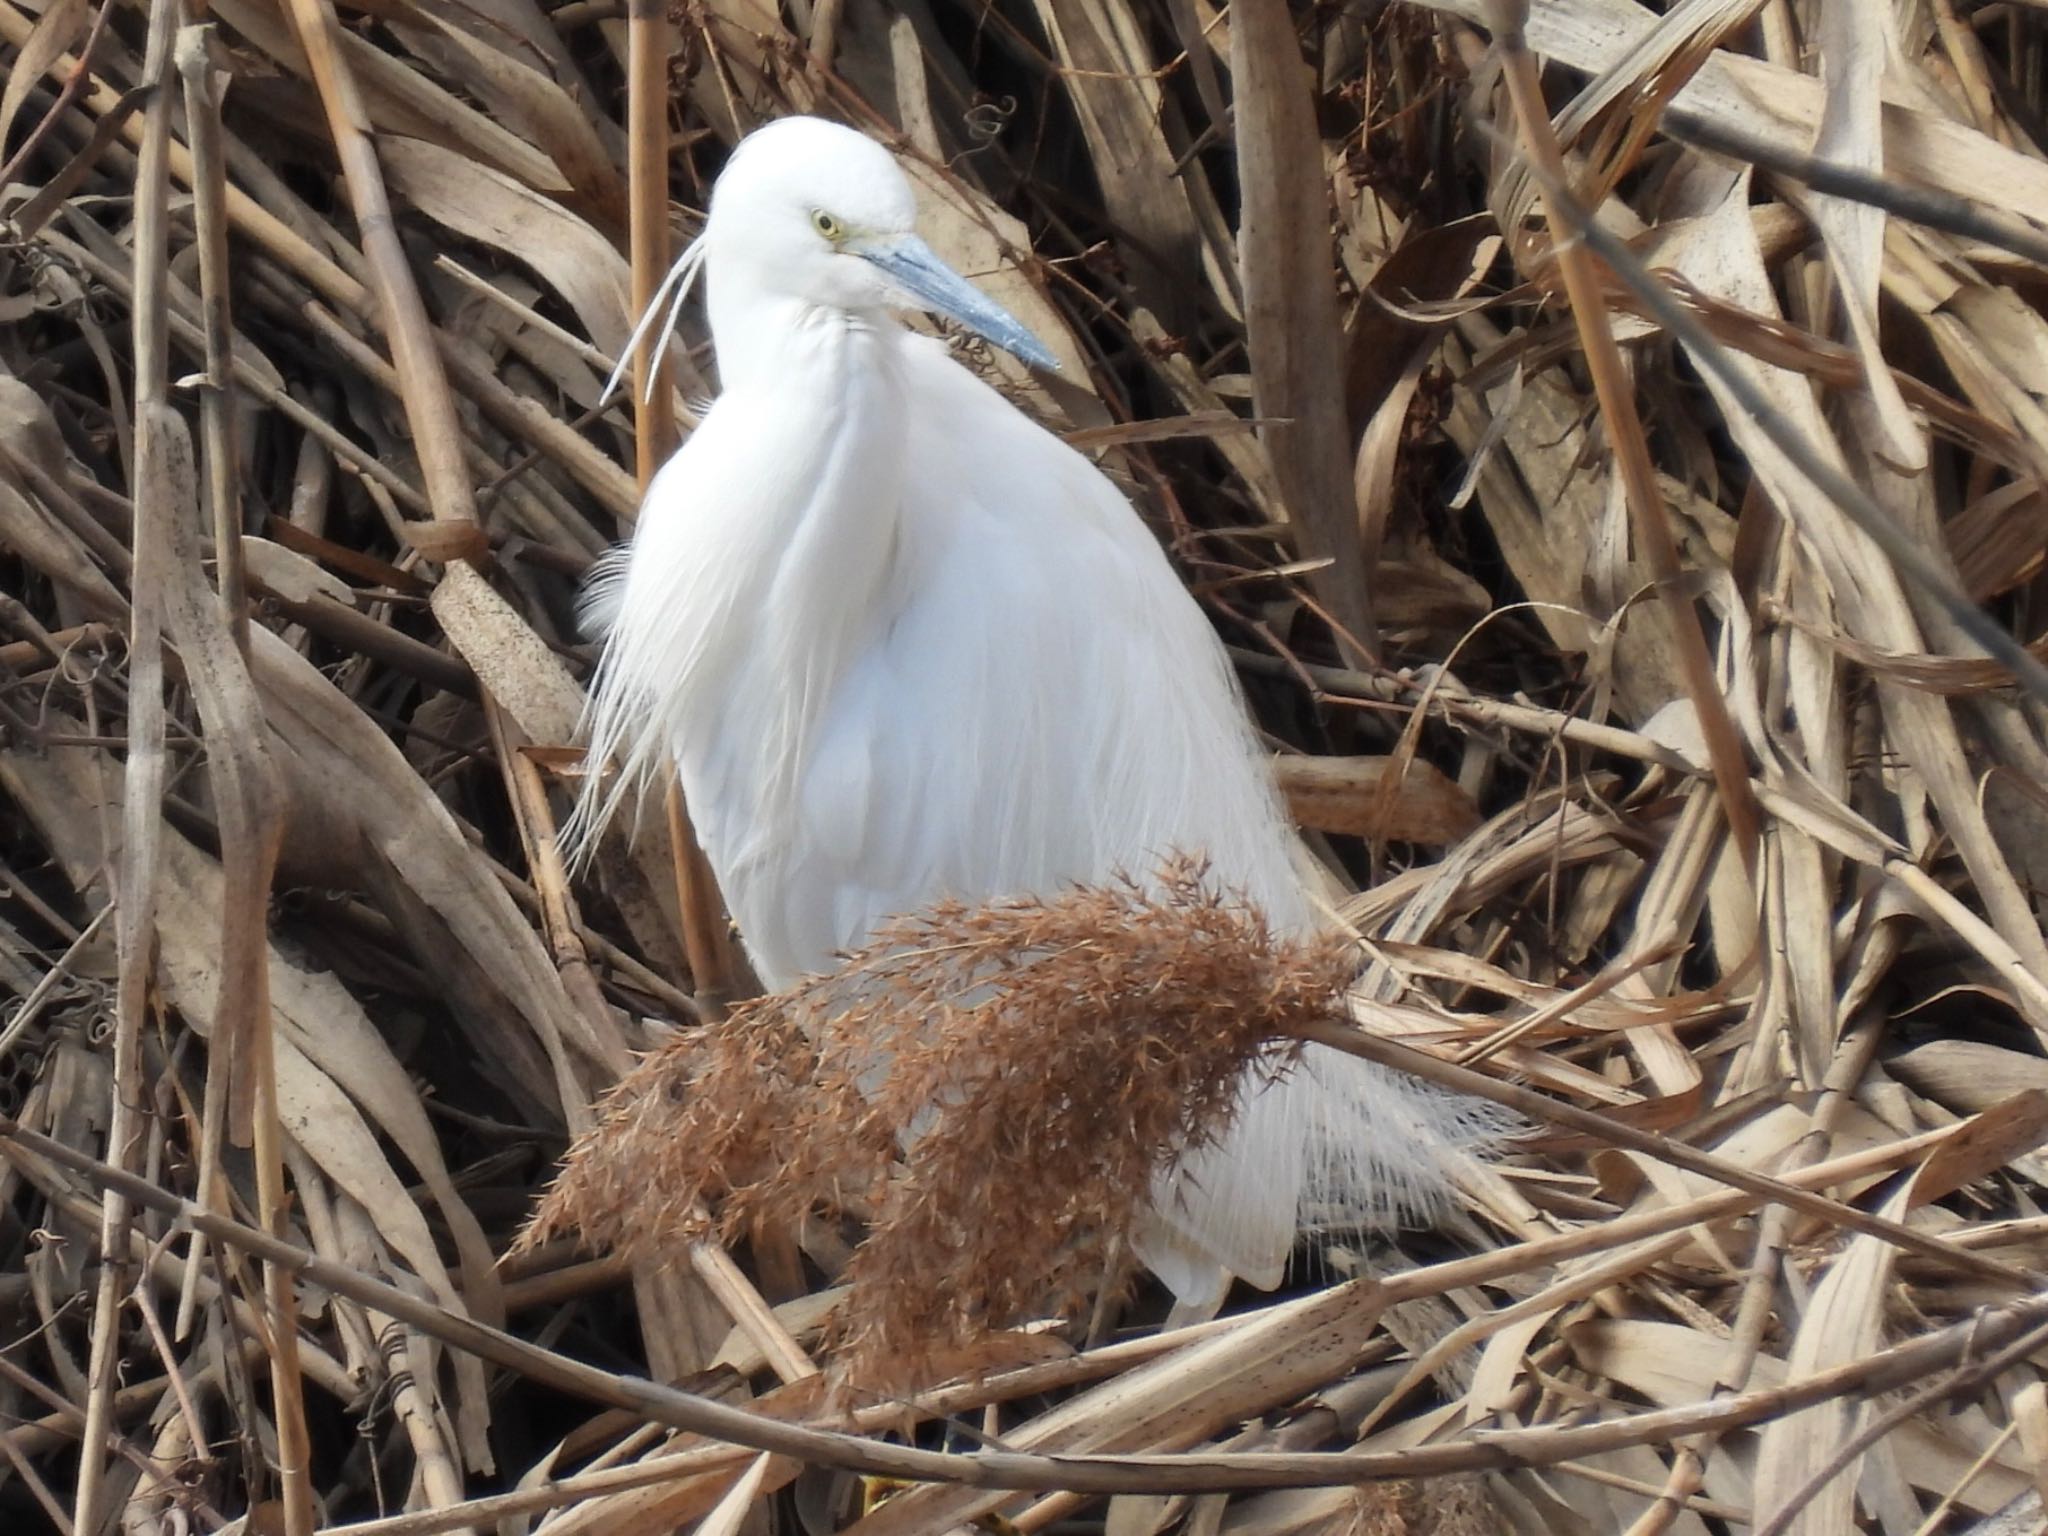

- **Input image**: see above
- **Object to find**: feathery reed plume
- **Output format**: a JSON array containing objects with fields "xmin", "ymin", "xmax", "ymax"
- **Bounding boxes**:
[{"xmin": 525, "ymin": 858, "xmax": 1359, "ymax": 1371}]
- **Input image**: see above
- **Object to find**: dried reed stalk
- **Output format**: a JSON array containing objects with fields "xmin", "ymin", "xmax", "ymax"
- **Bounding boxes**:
[
  {"xmin": 73, "ymin": 0, "xmax": 175, "ymax": 1526},
  {"xmin": 625, "ymin": 0, "xmax": 734, "ymax": 1007},
  {"xmin": 277, "ymin": 0, "xmax": 479, "ymax": 542},
  {"xmin": 15, "ymin": 1100, "xmax": 2048, "ymax": 1500}
]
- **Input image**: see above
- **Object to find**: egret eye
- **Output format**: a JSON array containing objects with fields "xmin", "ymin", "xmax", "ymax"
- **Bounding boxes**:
[{"xmin": 811, "ymin": 208, "xmax": 844, "ymax": 241}]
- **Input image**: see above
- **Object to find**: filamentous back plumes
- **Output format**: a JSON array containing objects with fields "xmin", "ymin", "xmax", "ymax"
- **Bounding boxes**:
[{"xmin": 529, "ymin": 866, "xmax": 1372, "ymax": 1372}]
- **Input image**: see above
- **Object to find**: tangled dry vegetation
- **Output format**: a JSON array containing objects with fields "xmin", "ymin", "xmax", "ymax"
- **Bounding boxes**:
[{"xmin": 7, "ymin": 0, "xmax": 2048, "ymax": 1531}]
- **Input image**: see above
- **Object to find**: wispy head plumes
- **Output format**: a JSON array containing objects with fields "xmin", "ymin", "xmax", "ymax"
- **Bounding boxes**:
[
  {"xmin": 524, "ymin": 859, "xmax": 1360, "ymax": 1375},
  {"xmin": 599, "ymin": 233, "xmax": 709, "ymax": 408}
]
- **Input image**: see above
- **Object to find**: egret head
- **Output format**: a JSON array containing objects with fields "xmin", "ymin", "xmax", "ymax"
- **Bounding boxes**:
[{"xmin": 705, "ymin": 117, "xmax": 1058, "ymax": 372}]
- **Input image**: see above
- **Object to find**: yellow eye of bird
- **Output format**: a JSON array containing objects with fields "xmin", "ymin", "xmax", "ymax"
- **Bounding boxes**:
[{"xmin": 811, "ymin": 209, "xmax": 843, "ymax": 240}]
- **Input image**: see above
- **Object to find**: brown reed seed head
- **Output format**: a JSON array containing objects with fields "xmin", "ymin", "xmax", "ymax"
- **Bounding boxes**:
[{"xmin": 525, "ymin": 858, "xmax": 1358, "ymax": 1373}]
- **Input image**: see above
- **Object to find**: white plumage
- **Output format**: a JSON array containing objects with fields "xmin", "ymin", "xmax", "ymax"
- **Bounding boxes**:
[{"xmin": 574, "ymin": 115, "xmax": 1491, "ymax": 1310}]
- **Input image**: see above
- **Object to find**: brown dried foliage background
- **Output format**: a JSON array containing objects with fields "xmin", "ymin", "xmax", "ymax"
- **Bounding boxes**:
[{"xmin": 3, "ymin": 0, "xmax": 2048, "ymax": 1532}]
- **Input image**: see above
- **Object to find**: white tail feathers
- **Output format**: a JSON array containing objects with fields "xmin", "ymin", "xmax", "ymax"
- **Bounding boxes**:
[{"xmin": 1137, "ymin": 1041, "xmax": 1511, "ymax": 1312}]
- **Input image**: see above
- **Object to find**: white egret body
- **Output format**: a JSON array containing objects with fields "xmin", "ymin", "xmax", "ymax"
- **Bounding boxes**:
[{"xmin": 577, "ymin": 117, "xmax": 1488, "ymax": 1308}]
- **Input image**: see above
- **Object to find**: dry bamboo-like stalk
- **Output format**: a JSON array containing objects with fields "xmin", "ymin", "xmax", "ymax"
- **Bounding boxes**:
[
  {"xmin": 622, "ymin": 8, "xmax": 737, "ymax": 1006},
  {"xmin": 71, "ymin": 0, "xmax": 177, "ymax": 1525},
  {"xmin": 174, "ymin": 24, "xmax": 247, "ymax": 648},
  {"xmin": 170, "ymin": 17, "xmax": 232, "ymax": 1350},
  {"xmin": 141, "ymin": 97, "xmax": 315, "ymax": 1536},
  {"xmin": 1230, "ymin": 0, "xmax": 1376, "ymax": 661},
  {"xmin": 627, "ymin": 0, "xmax": 676, "ymax": 482},
  {"xmin": 275, "ymin": 0, "xmax": 479, "ymax": 541}
]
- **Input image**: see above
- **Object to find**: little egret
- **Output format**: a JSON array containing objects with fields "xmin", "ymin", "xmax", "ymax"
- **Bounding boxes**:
[{"xmin": 574, "ymin": 115, "xmax": 1490, "ymax": 1310}]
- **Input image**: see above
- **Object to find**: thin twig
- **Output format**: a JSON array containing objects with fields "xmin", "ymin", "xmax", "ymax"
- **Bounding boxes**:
[
  {"xmin": 6, "ymin": 1110, "xmax": 2045, "ymax": 1497},
  {"xmin": 1667, "ymin": 117, "xmax": 2048, "ymax": 269},
  {"xmin": 1298, "ymin": 1017, "xmax": 2041, "ymax": 1289},
  {"xmin": 0, "ymin": 903, "xmax": 111, "ymax": 1060}
]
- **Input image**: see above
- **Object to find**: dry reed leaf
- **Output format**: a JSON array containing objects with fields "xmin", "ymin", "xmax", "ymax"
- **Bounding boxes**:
[
  {"xmin": 1808, "ymin": 2, "xmax": 1920, "ymax": 465},
  {"xmin": 0, "ymin": 474, "xmax": 127, "ymax": 616},
  {"xmin": 239, "ymin": 535, "xmax": 356, "ymax": 607},
  {"xmin": 694, "ymin": 1451, "xmax": 776, "ymax": 1536},
  {"xmin": 1889, "ymin": 1042, "xmax": 2048, "ymax": 1117},
  {"xmin": 1902, "ymin": 1090, "xmax": 2048, "ymax": 1209},
  {"xmin": 1657, "ymin": 163, "xmax": 2048, "ymax": 1030},
  {"xmin": 211, "ymin": 0, "xmax": 572, "ymax": 192},
  {"xmin": 1751, "ymin": 1183, "xmax": 1908, "ymax": 1535},
  {"xmin": 848, "ymin": 1279, "xmax": 1400, "ymax": 1536},
  {"xmin": 2, "ymin": 747, "xmax": 500, "ymax": 1455},
  {"xmin": 0, "ymin": 0, "xmax": 84, "ymax": 150},
  {"xmin": 902, "ymin": 155, "xmax": 1097, "ymax": 398},
  {"xmin": 390, "ymin": 8, "xmax": 628, "ymax": 222},
  {"xmin": 1027, "ymin": 0, "xmax": 1199, "ymax": 322},
  {"xmin": 382, "ymin": 135, "xmax": 636, "ymax": 357},
  {"xmin": 254, "ymin": 628, "xmax": 626, "ymax": 1088},
  {"xmin": 682, "ymin": 0, "xmax": 790, "ymax": 134},
  {"xmin": 1442, "ymin": 323, "xmax": 1669, "ymax": 705},
  {"xmin": 2015, "ymin": 1385, "xmax": 2048, "ymax": 1508},
  {"xmin": 1275, "ymin": 754, "xmax": 1482, "ymax": 844},
  {"xmin": 1425, "ymin": 0, "xmax": 2048, "ymax": 211},
  {"xmin": 1574, "ymin": 1318, "xmax": 2031, "ymax": 1518},
  {"xmin": 1546, "ymin": 0, "xmax": 1768, "ymax": 150}
]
